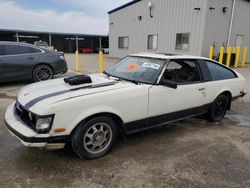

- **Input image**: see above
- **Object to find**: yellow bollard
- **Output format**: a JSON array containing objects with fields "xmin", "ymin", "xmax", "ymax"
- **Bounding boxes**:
[
  {"xmin": 209, "ymin": 46, "xmax": 214, "ymax": 60},
  {"xmin": 234, "ymin": 47, "xmax": 240, "ymax": 68},
  {"xmin": 99, "ymin": 51, "xmax": 105, "ymax": 73},
  {"xmin": 219, "ymin": 47, "xmax": 224, "ymax": 64},
  {"xmin": 232, "ymin": 47, "xmax": 236, "ymax": 54},
  {"xmin": 226, "ymin": 47, "xmax": 232, "ymax": 67},
  {"xmin": 241, "ymin": 47, "xmax": 248, "ymax": 68},
  {"xmin": 75, "ymin": 50, "xmax": 81, "ymax": 73}
]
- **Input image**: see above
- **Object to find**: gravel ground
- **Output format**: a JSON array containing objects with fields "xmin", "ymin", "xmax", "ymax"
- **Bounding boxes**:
[{"xmin": 0, "ymin": 55, "xmax": 250, "ymax": 188}]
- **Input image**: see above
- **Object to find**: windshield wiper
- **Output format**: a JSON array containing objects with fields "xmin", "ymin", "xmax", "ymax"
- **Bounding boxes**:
[
  {"xmin": 129, "ymin": 79, "xmax": 139, "ymax": 85},
  {"xmin": 118, "ymin": 77, "xmax": 139, "ymax": 85},
  {"xmin": 103, "ymin": 70, "xmax": 110, "ymax": 78},
  {"xmin": 103, "ymin": 70, "xmax": 107, "ymax": 75},
  {"xmin": 103, "ymin": 71, "xmax": 139, "ymax": 85}
]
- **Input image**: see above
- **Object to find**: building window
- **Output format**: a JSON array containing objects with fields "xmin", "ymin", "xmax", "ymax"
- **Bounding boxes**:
[
  {"xmin": 148, "ymin": 35, "xmax": 158, "ymax": 50},
  {"xmin": 118, "ymin": 36, "xmax": 129, "ymax": 49},
  {"xmin": 175, "ymin": 33, "xmax": 190, "ymax": 50}
]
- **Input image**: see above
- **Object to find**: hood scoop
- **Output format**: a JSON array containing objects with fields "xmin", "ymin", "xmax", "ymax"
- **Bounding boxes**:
[{"xmin": 64, "ymin": 75, "xmax": 92, "ymax": 85}]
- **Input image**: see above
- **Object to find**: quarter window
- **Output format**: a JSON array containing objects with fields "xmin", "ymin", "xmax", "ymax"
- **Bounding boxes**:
[
  {"xmin": 118, "ymin": 36, "xmax": 129, "ymax": 49},
  {"xmin": 205, "ymin": 61, "xmax": 236, "ymax": 80},
  {"xmin": 148, "ymin": 35, "xmax": 158, "ymax": 50},
  {"xmin": 176, "ymin": 33, "xmax": 189, "ymax": 50},
  {"xmin": 29, "ymin": 47, "xmax": 41, "ymax": 53},
  {"xmin": 5, "ymin": 45, "xmax": 41, "ymax": 55}
]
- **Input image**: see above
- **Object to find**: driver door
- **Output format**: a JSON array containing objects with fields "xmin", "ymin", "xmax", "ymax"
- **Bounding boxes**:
[{"xmin": 148, "ymin": 59, "xmax": 207, "ymax": 127}]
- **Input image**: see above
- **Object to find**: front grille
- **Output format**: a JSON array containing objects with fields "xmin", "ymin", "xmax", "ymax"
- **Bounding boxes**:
[{"xmin": 14, "ymin": 102, "xmax": 37, "ymax": 131}]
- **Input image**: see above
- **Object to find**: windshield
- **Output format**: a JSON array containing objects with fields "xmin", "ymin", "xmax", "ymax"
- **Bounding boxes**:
[{"xmin": 106, "ymin": 56, "xmax": 166, "ymax": 84}]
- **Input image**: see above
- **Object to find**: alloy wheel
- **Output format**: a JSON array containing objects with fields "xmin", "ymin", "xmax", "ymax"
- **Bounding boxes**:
[
  {"xmin": 35, "ymin": 65, "xmax": 53, "ymax": 81},
  {"xmin": 83, "ymin": 123, "xmax": 112, "ymax": 154}
]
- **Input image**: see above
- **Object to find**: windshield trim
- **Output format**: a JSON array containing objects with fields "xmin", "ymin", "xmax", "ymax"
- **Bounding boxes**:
[{"xmin": 105, "ymin": 56, "xmax": 168, "ymax": 85}]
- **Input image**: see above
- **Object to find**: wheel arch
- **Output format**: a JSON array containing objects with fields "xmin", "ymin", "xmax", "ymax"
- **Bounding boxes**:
[
  {"xmin": 218, "ymin": 90, "xmax": 232, "ymax": 110},
  {"xmin": 33, "ymin": 63, "xmax": 55, "ymax": 75},
  {"xmin": 69, "ymin": 112, "xmax": 125, "ymax": 138}
]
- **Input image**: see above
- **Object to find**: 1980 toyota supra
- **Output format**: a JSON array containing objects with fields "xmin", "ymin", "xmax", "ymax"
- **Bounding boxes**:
[{"xmin": 4, "ymin": 53, "xmax": 246, "ymax": 159}]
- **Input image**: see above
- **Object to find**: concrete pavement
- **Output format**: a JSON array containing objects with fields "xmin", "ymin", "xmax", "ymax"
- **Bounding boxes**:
[
  {"xmin": 65, "ymin": 53, "xmax": 119, "ymax": 74},
  {"xmin": 0, "ymin": 56, "xmax": 250, "ymax": 188}
]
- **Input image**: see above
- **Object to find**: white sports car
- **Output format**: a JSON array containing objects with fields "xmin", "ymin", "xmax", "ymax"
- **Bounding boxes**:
[{"xmin": 4, "ymin": 53, "xmax": 246, "ymax": 159}]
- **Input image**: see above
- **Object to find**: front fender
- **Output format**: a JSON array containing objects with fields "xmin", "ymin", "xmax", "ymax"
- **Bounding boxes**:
[{"xmin": 51, "ymin": 105, "xmax": 125, "ymax": 136}]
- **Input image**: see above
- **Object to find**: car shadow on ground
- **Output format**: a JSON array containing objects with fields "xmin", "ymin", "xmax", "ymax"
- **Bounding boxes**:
[{"xmin": 40, "ymin": 117, "xmax": 214, "ymax": 160}]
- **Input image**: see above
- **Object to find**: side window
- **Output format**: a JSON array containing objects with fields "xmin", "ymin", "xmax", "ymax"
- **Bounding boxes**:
[
  {"xmin": 5, "ymin": 45, "xmax": 41, "ymax": 55},
  {"xmin": 166, "ymin": 61, "xmax": 182, "ymax": 70},
  {"xmin": 29, "ymin": 47, "xmax": 41, "ymax": 53},
  {"xmin": 205, "ymin": 61, "xmax": 236, "ymax": 80},
  {"xmin": 163, "ymin": 59, "xmax": 201, "ymax": 83},
  {"xmin": 0, "ymin": 45, "xmax": 5, "ymax": 55}
]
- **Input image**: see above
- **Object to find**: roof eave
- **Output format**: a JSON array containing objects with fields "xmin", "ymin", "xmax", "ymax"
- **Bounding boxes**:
[{"xmin": 108, "ymin": 0, "xmax": 141, "ymax": 14}]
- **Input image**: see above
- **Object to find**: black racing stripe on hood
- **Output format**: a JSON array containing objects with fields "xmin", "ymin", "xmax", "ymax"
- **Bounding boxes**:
[
  {"xmin": 24, "ymin": 81, "xmax": 117, "ymax": 109},
  {"xmin": 53, "ymin": 88, "xmax": 121, "ymax": 104}
]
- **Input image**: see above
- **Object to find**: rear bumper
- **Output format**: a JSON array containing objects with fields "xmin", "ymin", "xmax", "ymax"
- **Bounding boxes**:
[
  {"xmin": 4, "ymin": 102, "xmax": 68, "ymax": 149},
  {"xmin": 240, "ymin": 90, "xmax": 247, "ymax": 97},
  {"xmin": 51, "ymin": 60, "xmax": 68, "ymax": 75},
  {"xmin": 232, "ymin": 91, "xmax": 247, "ymax": 101}
]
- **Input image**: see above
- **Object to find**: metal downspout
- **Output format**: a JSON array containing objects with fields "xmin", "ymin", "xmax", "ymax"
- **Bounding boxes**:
[{"xmin": 226, "ymin": 0, "xmax": 236, "ymax": 50}]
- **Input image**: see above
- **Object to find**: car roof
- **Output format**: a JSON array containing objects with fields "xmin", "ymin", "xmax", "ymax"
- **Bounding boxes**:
[
  {"xmin": 0, "ymin": 41, "xmax": 48, "ymax": 52},
  {"xmin": 130, "ymin": 52, "xmax": 211, "ymax": 61},
  {"xmin": 0, "ymin": 41, "xmax": 37, "ymax": 47}
]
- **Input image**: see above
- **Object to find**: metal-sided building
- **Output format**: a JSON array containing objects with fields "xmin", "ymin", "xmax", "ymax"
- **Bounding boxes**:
[
  {"xmin": 108, "ymin": 0, "xmax": 250, "ymax": 62},
  {"xmin": 0, "ymin": 29, "xmax": 108, "ymax": 53}
]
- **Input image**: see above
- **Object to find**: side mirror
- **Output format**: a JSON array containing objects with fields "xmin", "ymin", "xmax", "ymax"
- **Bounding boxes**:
[{"xmin": 160, "ymin": 79, "xmax": 177, "ymax": 89}]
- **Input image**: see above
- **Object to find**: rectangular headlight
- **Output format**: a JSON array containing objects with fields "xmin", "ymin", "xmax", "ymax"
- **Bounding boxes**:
[{"xmin": 36, "ymin": 116, "xmax": 54, "ymax": 133}]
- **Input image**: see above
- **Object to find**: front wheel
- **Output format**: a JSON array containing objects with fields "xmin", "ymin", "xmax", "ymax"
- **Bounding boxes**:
[
  {"xmin": 207, "ymin": 95, "xmax": 229, "ymax": 122},
  {"xmin": 33, "ymin": 64, "xmax": 54, "ymax": 82},
  {"xmin": 71, "ymin": 116, "xmax": 117, "ymax": 159}
]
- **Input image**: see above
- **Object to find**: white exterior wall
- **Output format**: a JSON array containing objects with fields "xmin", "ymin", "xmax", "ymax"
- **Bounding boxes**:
[
  {"xmin": 229, "ymin": 0, "xmax": 250, "ymax": 62},
  {"xmin": 109, "ymin": 0, "xmax": 208, "ymax": 58},
  {"xmin": 109, "ymin": 0, "xmax": 250, "ymax": 62},
  {"xmin": 202, "ymin": 0, "xmax": 250, "ymax": 62},
  {"xmin": 201, "ymin": 0, "xmax": 233, "ymax": 58}
]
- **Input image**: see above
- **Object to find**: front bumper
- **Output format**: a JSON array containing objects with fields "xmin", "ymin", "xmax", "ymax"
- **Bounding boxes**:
[{"xmin": 4, "ymin": 102, "xmax": 68, "ymax": 149}]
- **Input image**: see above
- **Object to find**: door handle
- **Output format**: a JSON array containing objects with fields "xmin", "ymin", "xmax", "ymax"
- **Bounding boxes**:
[{"xmin": 198, "ymin": 88, "xmax": 205, "ymax": 91}]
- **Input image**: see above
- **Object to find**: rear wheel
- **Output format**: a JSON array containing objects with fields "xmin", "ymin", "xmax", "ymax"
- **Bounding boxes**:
[
  {"xmin": 71, "ymin": 116, "xmax": 117, "ymax": 159},
  {"xmin": 33, "ymin": 64, "xmax": 53, "ymax": 82},
  {"xmin": 207, "ymin": 95, "xmax": 229, "ymax": 122}
]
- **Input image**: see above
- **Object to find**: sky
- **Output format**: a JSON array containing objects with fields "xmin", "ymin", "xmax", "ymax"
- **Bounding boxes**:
[{"xmin": 0, "ymin": 0, "xmax": 131, "ymax": 35}]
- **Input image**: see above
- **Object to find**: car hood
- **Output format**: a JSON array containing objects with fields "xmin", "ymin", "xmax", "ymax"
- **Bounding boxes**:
[{"xmin": 17, "ymin": 73, "xmax": 134, "ymax": 112}]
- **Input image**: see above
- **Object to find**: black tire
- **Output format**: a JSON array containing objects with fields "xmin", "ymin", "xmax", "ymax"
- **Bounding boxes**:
[
  {"xmin": 71, "ymin": 116, "xmax": 117, "ymax": 159},
  {"xmin": 33, "ymin": 64, "xmax": 54, "ymax": 82},
  {"xmin": 207, "ymin": 95, "xmax": 229, "ymax": 122}
]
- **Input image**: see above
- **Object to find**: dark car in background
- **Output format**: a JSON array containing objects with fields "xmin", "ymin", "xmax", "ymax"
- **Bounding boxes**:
[{"xmin": 0, "ymin": 41, "xmax": 68, "ymax": 83}]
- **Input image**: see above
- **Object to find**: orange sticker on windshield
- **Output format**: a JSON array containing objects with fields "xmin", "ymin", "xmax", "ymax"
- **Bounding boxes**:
[{"xmin": 126, "ymin": 64, "xmax": 137, "ymax": 71}]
